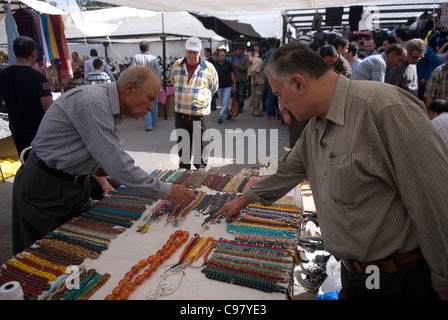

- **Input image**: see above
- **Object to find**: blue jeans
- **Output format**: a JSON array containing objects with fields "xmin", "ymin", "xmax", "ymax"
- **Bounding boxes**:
[
  {"xmin": 217, "ymin": 87, "xmax": 232, "ymax": 120},
  {"xmin": 265, "ymin": 81, "xmax": 278, "ymax": 116},
  {"xmin": 144, "ymin": 99, "xmax": 158, "ymax": 129}
]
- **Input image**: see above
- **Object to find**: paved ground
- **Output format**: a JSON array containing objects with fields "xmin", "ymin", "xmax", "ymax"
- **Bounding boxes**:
[{"xmin": 0, "ymin": 100, "xmax": 317, "ymax": 298}]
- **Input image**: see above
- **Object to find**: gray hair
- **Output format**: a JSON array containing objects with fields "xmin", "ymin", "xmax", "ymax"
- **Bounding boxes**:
[
  {"xmin": 265, "ymin": 41, "xmax": 331, "ymax": 85},
  {"xmin": 116, "ymin": 65, "xmax": 161, "ymax": 90},
  {"xmin": 406, "ymin": 38, "xmax": 427, "ymax": 55}
]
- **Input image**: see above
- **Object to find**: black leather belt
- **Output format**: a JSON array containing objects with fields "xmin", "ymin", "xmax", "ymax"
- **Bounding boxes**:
[
  {"xmin": 341, "ymin": 248, "xmax": 423, "ymax": 274},
  {"xmin": 29, "ymin": 151, "xmax": 90, "ymax": 184},
  {"xmin": 176, "ymin": 112, "xmax": 205, "ymax": 120}
]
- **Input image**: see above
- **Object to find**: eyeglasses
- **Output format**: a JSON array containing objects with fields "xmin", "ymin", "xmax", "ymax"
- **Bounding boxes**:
[{"xmin": 409, "ymin": 53, "xmax": 425, "ymax": 60}]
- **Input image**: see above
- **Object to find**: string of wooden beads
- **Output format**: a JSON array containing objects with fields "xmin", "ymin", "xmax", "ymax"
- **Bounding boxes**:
[{"xmin": 104, "ymin": 229, "xmax": 189, "ymax": 300}]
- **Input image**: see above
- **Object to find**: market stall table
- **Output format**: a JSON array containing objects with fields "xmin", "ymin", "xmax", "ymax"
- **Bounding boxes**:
[{"xmin": 0, "ymin": 169, "xmax": 303, "ymax": 301}]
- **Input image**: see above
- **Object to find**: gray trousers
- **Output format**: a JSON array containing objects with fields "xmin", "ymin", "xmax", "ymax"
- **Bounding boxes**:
[
  {"xmin": 12, "ymin": 160, "xmax": 91, "ymax": 254},
  {"xmin": 249, "ymin": 83, "xmax": 264, "ymax": 114}
]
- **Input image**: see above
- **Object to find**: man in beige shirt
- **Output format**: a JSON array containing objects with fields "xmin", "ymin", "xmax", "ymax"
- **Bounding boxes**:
[
  {"xmin": 248, "ymin": 47, "xmax": 267, "ymax": 117},
  {"xmin": 217, "ymin": 42, "xmax": 448, "ymax": 300}
]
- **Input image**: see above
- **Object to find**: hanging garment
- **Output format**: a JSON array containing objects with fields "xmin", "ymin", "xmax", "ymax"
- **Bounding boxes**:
[
  {"xmin": 50, "ymin": 15, "xmax": 73, "ymax": 79},
  {"xmin": 325, "ymin": 7, "xmax": 344, "ymax": 27},
  {"xmin": 44, "ymin": 14, "xmax": 60, "ymax": 60},
  {"xmin": 26, "ymin": 9, "xmax": 50, "ymax": 67},
  {"xmin": 349, "ymin": 6, "xmax": 363, "ymax": 32},
  {"xmin": 312, "ymin": 11, "xmax": 322, "ymax": 31},
  {"xmin": 3, "ymin": 4, "xmax": 20, "ymax": 66},
  {"xmin": 359, "ymin": 10, "xmax": 374, "ymax": 30},
  {"xmin": 39, "ymin": 14, "xmax": 54, "ymax": 61},
  {"xmin": 13, "ymin": 8, "xmax": 43, "ymax": 64}
]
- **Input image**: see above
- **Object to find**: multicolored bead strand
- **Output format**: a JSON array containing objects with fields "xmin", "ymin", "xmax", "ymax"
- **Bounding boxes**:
[{"xmin": 202, "ymin": 239, "xmax": 294, "ymax": 294}]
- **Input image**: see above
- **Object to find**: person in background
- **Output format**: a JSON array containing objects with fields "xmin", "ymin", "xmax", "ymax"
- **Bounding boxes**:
[
  {"xmin": 265, "ymin": 39, "xmax": 281, "ymax": 119},
  {"xmin": 132, "ymin": 41, "xmax": 162, "ymax": 131},
  {"xmin": 319, "ymin": 44, "xmax": 351, "ymax": 78},
  {"xmin": 362, "ymin": 37, "xmax": 378, "ymax": 57},
  {"xmin": 376, "ymin": 35, "xmax": 396, "ymax": 53},
  {"xmin": 84, "ymin": 48, "xmax": 115, "ymax": 83},
  {"xmin": 247, "ymin": 46, "xmax": 258, "ymax": 98},
  {"xmin": 12, "ymin": 66, "xmax": 196, "ymax": 254},
  {"xmin": 71, "ymin": 51, "xmax": 84, "ymax": 78},
  {"xmin": 417, "ymin": 45, "xmax": 443, "ymax": 102},
  {"xmin": 204, "ymin": 47, "xmax": 217, "ymax": 111},
  {"xmin": 85, "ymin": 58, "xmax": 111, "ymax": 85},
  {"xmin": 428, "ymin": 99, "xmax": 448, "ymax": 146},
  {"xmin": 249, "ymin": 47, "xmax": 267, "ymax": 117},
  {"xmin": 387, "ymin": 38, "xmax": 427, "ymax": 97},
  {"xmin": 216, "ymin": 41, "xmax": 448, "ymax": 300},
  {"xmin": 424, "ymin": 53, "xmax": 448, "ymax": 111},
  {"xmin": 170, "ymin": 36, "xmax": 218, "ymax": 170},
  {"xmin": 345, "ymin": 43, "xmax": 362, "ymax": 73},
  {"xmin": 230, "ymin": 45, "xmax": 250, "ymax": 113},
  {"xmin": 333, "ymin": 36, "xmax": 349, "ymax": 56},
  {"xmin": 0, "ymin": 36, "xmax": 53, "ymax": 156},
  {"xmin": 436, "ymin": 41, "xmax": 448, "ymax": 63},
  {"xmin": 351, "ymin": 44, "xmax": 407, "ymax": 82},
  {"xmin": 215, "ymin": 49, "xmax": 236, "ymax": 124},
  {"xmin": 395, "ymin": 27, "xmax": 411, "ymax": 48}
]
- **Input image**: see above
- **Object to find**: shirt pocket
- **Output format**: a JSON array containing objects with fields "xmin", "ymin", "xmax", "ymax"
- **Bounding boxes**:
[{"xmin": 326, "ymin": 152, "xmax": 365, "ymax": 206}]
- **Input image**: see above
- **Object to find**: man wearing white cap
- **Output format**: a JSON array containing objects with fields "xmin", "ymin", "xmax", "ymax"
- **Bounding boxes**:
[{"xmin": 170, "ymin": 36, "xmax": 219, "ymax": 170}]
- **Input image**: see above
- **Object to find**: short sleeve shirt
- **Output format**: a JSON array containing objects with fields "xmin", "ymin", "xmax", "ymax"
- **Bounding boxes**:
[{"xmin": 0, "ymin": 65, "xmax": 51, "ymax": 140}]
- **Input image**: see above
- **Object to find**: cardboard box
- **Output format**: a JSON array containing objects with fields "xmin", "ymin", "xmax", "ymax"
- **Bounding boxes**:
[{"xmin": 0, "ymin": 136, "xmax": 19, "ymax": 161}]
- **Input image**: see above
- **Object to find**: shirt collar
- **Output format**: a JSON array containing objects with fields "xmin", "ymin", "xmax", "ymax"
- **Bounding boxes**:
[
  {"xmin": 180, "ymin": 57, "xmax": 208, "ymax": 69},
  {"xmin": 326, "ymin": 74, "xmax": 350, "ymax": 126},
  {"xmin": 107, "ymin": 82, "xmax": 120, "ymax": 116}
]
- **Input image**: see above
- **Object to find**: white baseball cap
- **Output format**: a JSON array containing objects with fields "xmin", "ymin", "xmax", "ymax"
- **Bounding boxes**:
[{"xmin": 185, "ymin": 36, "xmax": 202, "ymax": 52}]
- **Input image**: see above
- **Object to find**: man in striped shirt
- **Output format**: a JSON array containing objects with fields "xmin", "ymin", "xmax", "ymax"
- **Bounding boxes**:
[
  {"xmin": 217, "ymin": 42, "xmax": 448, "ymax": 300},
  {"xmin": 85, "ymin": 59, "xmax": 111, "ymax": 85},
  {"xmin": 12, "ymin": 66, "xmax": 196, "ymax": 254},
  {"xmin": 84, "ymin": 48, "xmax": 115, "ymax": 82},
  {"xmin": 131, "ymin": 41, "xmax": 162, "ymax": 131},
  {"xmin": 351, "ymin": 44, "xmax": 407, "ymax": 82},
  {"xmin": 170, "ymin": 36, "xmax": 218, "ymax": 170}
]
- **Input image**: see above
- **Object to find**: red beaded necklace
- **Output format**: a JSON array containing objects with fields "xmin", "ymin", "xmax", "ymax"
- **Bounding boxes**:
[{"xmin": 104, "ymin": 229, "xmax": 189, "ymax": 300}]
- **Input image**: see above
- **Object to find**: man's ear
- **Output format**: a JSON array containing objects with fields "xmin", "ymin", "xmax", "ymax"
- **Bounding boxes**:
[
  {"xmin": 290, "ymin": 74, "xmax": 306, "ymax": 93},
  {"xmin": 125, "ymin": 80, "xmax": 135, "ymax": 94}
]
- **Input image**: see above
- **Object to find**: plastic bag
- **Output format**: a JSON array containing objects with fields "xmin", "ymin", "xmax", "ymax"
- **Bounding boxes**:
[{"xmin": 317, "ymin": 255, "xmax": 341, "ymax": 298}]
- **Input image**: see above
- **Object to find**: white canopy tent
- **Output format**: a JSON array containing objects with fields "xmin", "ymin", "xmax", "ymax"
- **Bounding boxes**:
[
  {"xmin": 90, "ymin": 0, "xmax": 379, "ymax": 12},
  {"xmin": 62, "ymin": 8, "xmax": 228, "ymax": 61},
  {"xmin": 2, "ymin": 0, "xmax": 445, "ymax": 46},
  {"xmin": 1, "ymin": 0, "xmax": 445, "ymax": 62}
]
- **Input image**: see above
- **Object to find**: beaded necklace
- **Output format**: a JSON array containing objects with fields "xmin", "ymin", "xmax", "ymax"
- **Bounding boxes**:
[
  {"xmin": 0, "ymin": 189, "xmax": 152, "ymax": 300},
  {"xmin": 137, "ymin": 191, "xmax": 206, "ymax": 233},
  {"xmin": 105, "ymin": 230, "xmax": 189, "ymax": 300},
  {"xmin": 143, "ymin": 234, "xmax": 216, "ymax": 300},
  {"xmin": 224, "ymin": 202, "xmax": 302, "ymax": 246},
  {"xmin": 202, "ymin": 239, "xmax": 294, "ymax": 295},
  {"xmin": 148, "ymin": 169, "xmax": 259, "ymax": 192}
]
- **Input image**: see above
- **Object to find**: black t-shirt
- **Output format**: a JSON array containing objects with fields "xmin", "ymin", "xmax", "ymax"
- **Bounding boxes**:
[
  {"xmin": 214, "ymin": 61, "xmax": 234, "ymax": 88},
  {"xmin": 0, "ymin": 65, "xmax": 51, "ymax": 140}
]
